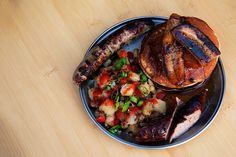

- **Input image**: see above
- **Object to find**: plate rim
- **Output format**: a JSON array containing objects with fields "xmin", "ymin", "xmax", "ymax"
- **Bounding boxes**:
[{"xmin": 78, "ymin": 16, "xmax": 226, "ymax": 149}]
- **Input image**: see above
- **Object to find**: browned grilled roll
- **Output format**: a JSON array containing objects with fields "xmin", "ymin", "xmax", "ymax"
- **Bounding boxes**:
[{"xmin": 139, "ymin": 14, "xmax": 220, "ymax": 89}]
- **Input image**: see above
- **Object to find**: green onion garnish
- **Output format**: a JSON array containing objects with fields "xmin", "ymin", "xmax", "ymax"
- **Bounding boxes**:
[
  {"xmin": 105, "ymin": 85, "xmax": 112, "ymax": 90},
  {"xmin": 119, "ymin": 58, "xmax": 127, "ymax": 65},
  {"xmin": 115, "ymin": 62, "xmax": 123, "ymax": 69},
  {"xmin": 120, "ymin": 71, "xmax": 128, "ymax": 78},
  {"xmin": 140, "ymin": 74, "xmax": 148, "ymax": 82},
  {"xmin": 130, "ymin": 96, "xmax": 138, "ymax": 103},
  {"xmin": 122, "ymin": 101, "xmax": 130, "ymax": 112},
  {"xmin": 115, "ymin": 95, "xmax": 120, "ymax": 102},
  {"xmin": 109, "ymin": 124, "xmax": 122, "ymax": 134},
  {"xmin": 137, "ymin": 100, "xmax": 144, "ymax": 107},
  {"xmin": 115, "ymin": 102, "xmax": 119, "ymax": 111},
  {"xmin": 115, "ymin": 58, "xmax": 127, "ymax": 69}
]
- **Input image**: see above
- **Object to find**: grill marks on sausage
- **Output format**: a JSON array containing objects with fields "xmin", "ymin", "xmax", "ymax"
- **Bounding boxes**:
[{"xmin": 73, "ymin": 22, "xmax": 153, "ymax": 85}]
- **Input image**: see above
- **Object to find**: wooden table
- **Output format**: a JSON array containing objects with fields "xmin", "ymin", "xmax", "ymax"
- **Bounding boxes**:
[{"xmin": 1, "ymin": 0, "xmax": 236, "ymax": 156}]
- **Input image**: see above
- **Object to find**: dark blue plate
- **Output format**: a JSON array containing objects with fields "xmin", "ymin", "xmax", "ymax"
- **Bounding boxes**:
[{"xmin": 76, "ymin": 17, "xmax": 225, "ymax": 149}]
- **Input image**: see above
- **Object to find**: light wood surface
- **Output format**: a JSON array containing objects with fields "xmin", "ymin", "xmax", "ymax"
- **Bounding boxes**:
[{"xmin": 1, "ymin": 0, "xmax": 236, "ymax": 156}]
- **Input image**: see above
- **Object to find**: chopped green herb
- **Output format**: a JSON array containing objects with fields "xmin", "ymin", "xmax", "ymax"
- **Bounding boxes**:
[
  {"xmin": 112, "ymin": 124, "xmax": 122, "ymax": 129},
  {"xmin": 115, "ymin": 58, "xmax": 127, "ymax": 69},
  {"xmin": 119, "ymin": 58, "xmax": 127, "ymax": 65},
  {"xmin": 141, "ymin": 74, "xmax": 148, "ymax": 82},
  {"xmin": 109, "ymin": 129, "xmax": 116, "ymax": 134},
  {"xmin": 122, "ymin": 101, "xmax": 130, "ymax": 112},
  {"xmin": 115, "ymin": 95, "xmax": 120, "ymax": 102},
  {"xmin": 137, "ymin": 100, "xmax": 144, "ymax": 107},
  {"xmin": 130, "ymin": 96, "xmax": 138, "ymax": 103},
  {"xmin": 115, "ymin": 102, "xmax": 119, "ymax": 111},
  {"xmin": 120, "ymin": 71, "xmax": 128, "ymax": 78},
  {"xmin": 115, "ymin": 62, "xmax": 123, "ymax": 69},
  {"xmin": 105, "ymin": 85, "xmax": 112, "ymax": 90},
  {"xmin": 109, "ymin": 124, "xmax": 122, "ymax": 134}
]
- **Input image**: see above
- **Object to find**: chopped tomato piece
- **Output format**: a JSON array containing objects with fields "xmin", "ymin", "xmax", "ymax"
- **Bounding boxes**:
[
  {"xmin": 156, "ymin": 92, "xmax": 166, "ymax": 100},
  {"xmin": 102, "ymin": 99, "xmax": 115, "ymax": 106},
  {"xmin": 96, "ymin": 115, "xmax": 106, "ymax": 123},
  {"xmin": 142, "ymin": 100, "xmax": 149, "ymax": 107},
  {"xmin": 131, "ymin": 65, "xmax": 138, "ymax": 72},
  {"xmin": 134, "ymin": 87, "xmax": 144, "ymax": 98},
  {"xmin": 143, "ymin": 98, "xmax": 158, "ymax": 106},
  {"xmin": 129, "ymin": 106, "xmax": 140, "ymax": 115},
  {"xmin": 102, "ymin": 90, "xmax": 112, "ymax": 98},
  {"xmin": 119, "ymin": 50, "xmax": 127, "ymax": 58},
  {"xmin": 126, "ymin": 65, "xmax": 137, "ymax": 72},
  {"xmin": 123, "ymin": 106, "xmax": 140, "ymax": 127},
  {"xmin": 148, "ymin": 98, "xmax": 158, "ymax": 104},
  {"xmin": 93, "ymin": 88, "xmax": 102, "ymax": 100},
  {"xmin": 119, "ymin": 78, "xmax": 127, "ymax": 85},
  {"xmin": 120, "ymin": 83, "xmax": 137, "ymax": 96},
  {"xmin": 126, "ymin": 65, "xmax": 132, "ymax": 71},
  {"xmin": 116, "ymin": 109, "xmax": 126, "ymax": 121},
  {"xmin": 112, "ymin": 118, "xmax": 120, "ymax": 126},
  {"xmin": 98, "ymin": 72, "xmax": 110, "ymax": 89},
  {"xmin": 113, "ymin": 85, "xmax": 119, "ymax": 91}
]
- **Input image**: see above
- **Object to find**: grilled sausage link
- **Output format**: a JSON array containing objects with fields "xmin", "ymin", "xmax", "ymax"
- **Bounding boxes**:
[{"xmin": 73, "ymin": 21, "xmax": 153, "ymax": 85}]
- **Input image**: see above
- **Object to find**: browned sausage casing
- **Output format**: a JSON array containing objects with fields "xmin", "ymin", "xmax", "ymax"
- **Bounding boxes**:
[{"xmin": 73, "ymin": 21, "xmax": 154, "ymax": 85}]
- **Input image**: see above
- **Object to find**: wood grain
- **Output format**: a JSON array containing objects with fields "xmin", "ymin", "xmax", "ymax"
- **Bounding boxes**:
[{"xmin": 0, "ymin": 0, "xmax": 236, "ymax": 156}]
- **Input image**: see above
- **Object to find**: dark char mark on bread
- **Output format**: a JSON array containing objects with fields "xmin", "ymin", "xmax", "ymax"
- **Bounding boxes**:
[{"xmin": 171, "ymin": 24, "xmax": 220, "ymax": 64}]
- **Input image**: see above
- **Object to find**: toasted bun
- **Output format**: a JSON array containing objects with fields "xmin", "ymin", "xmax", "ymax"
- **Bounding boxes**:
[{"xmin": 139, "ymin": 15, "xmax": 219, "ymax": 89}]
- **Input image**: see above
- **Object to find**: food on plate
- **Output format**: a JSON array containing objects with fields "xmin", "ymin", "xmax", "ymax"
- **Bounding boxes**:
[
  {"xmin": 162, "ymin": 14, "xmax": 184, "ymax": 85},
  {"xmin": 73, "ymin": 21, "xmax": 154, "ymax": 85},
  {"xmin": 86, "ymin": 48, "xmax": 207, "ymax": 143},
  {"xmin": 135, "ymin": 97, "xmax": 183, "ymax": 142},
  {"xmin": 88, "ymin": 49, "xmax": 168, "ymax": 131},
  {"xmin": 74, "ymin": 13, "xmax": 221, "ymax": 143},
  {"xmin": 169, "ymin": 90, "xmax": 207, "ymax": 142},
  {"xmin": 139, "ymin": 13, "xmax": 220, "ymax": 88},
  {"xmin": 172, "ymin": 24, "xmax": 221, "ymax": 64}
]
